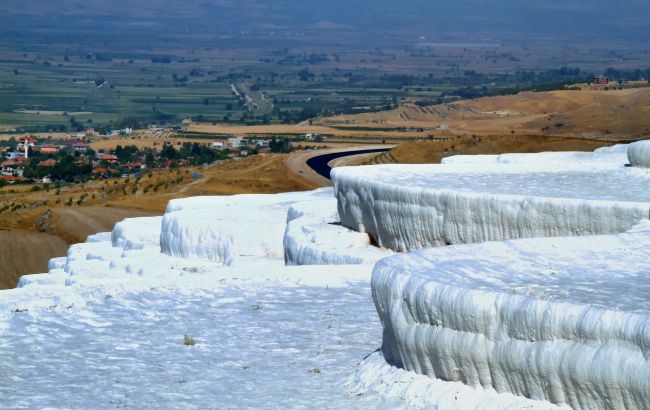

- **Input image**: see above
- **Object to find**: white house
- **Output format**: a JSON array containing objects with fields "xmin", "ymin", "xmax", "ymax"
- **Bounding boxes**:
[
  {"xmin": 228, "ymin": 137, "xmax": 244, "ymax": 148},
  {"xmin": 211, "ymin": 140, "xmax": 226, "ymax": 149}
]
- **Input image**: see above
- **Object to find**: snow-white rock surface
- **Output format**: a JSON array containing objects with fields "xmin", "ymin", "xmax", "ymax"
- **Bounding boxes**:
[
  {"xmin": 332, "ymin": 159, "xmax": 650, "ymax": 252},
  {"xmin": 372, "ymin": 222, "xmax": 650, "ymax": 409},
  {"xmin": 352, "ymin": 352, "xmax": 563, "ymax": 409},
  {"xmin": 284, "ymin": 199, "xmax": 394, "ymax": 265},
  {"xmin": 441, "ymin": 144, "xmax": 629, "ymax": 166},
  {"xmin": 2, "ymin": 263, "xmax": 390, "ymax": 409},
  {"xmin": 111, "ymin": 216, "xmax": 162, "ymax": 250},
  {"xmin": 160, "ymin": 189, "xmax": 332, "ymax": 265},
  {"xmin": 85, "ymin": 231, "xmax": 112, "ymax": 243},
  {"xmin": 628, "ymin": 140, "xmax": 650, "ymax": 168}
]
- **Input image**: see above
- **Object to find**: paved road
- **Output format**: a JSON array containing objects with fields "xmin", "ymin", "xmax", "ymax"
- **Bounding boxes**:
[
  {"xmin": 306, "ymin": 148, "xmax": 390, "ymax": 180},
  {"xmin": 285, "ymin": 145, "xmax": 393, "ymax": 186}
]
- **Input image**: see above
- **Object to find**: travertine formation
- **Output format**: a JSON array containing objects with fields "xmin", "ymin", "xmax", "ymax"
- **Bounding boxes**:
[
  {"xmin": 372, "ymin": 224, "xmax": 650, "ymax": 409},
  {"xmin": 4, "ymin": 141, "xmax": 650, "ymax": 408}
]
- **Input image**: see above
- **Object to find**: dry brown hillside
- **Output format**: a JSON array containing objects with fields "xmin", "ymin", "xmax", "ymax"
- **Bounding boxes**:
[
  {"xmin": 318, "ymin": 88, "xmax": 650, "ymax": 140},
  {"xmin": 365, "ymin": 135, "xmax": 617, "ymax": 165}
]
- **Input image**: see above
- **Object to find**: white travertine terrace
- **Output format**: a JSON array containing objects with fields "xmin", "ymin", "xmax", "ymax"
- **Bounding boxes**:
[
  {"xmin": 332, "ymin": 156, "xmax": 650, "ymax": 252},
  {"xmin": 283, "ymin": 198, "xmax": 393, "ymax": 265},
  {"xmin": 159, "ymin": 189, "xmax": 332, "ymax": 265},
  {"xmin": 372, "ymin": 222, "xmax": 650, "ymax": 409},
  {"xmin": 628, "ymin": 140, "xmax": 650, "ymax": 168}
]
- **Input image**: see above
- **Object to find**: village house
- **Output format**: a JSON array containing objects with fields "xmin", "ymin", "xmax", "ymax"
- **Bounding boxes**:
[
  {"xmin": 253, "ymin": 139, "xmax": 270, "ymax": 148},
  {"xmin": 92, "ymin": 167, "xmax": 119, "ymax": 178},
  {"xmin": 211, "ymin": 140, "xmax": 228, "ymax": 149},
  {"xmin": 124, "ymin": 161, "xmax": 145, "ymax": 171},
  {"xmin": 0, "ymin": 175, "xmax": 29, "ymax": 184},
  {"xmin": 36, "ymin": 144, "xmax": 61, "ymax": 155},
  {"xmin": 228, "ymin": 137, "xmax": 244, "ymax": 148},
  {"xmin": 96, "ymin": 153, "xmax": 119, "ymax": 164},
  {"xmin": 38, "ymin": 159, "xmax": 57, "ymax": 167},
  {"xmin": 70, "ymin": 141, "xmax": 89, "ymax": 152},
  {"xmin": 0, "ymin": 157, "xmax": 28, "ymax": 176}
]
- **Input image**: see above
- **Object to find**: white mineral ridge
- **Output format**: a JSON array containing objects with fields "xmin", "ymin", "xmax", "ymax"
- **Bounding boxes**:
[
  {"xmin": 111, "ymin": 216, "xmax": 163, "ymax": 250},
  {"xmin": 47, "ymin": 256, "xmax": 67, "ymax": 270},
  {"xmin": 284, "ymin": 199, "xmax": 394, "ymax": 265},
  {"xmin": 17, "ymin": 271, "xmax": 67, "ymax": 288},
  {"xmin": 85, "ymin": 231, "xmax": 112, "ymax": 243},
  {"xmin": 441, "ymin": 144, "xmax": 629, "ymax": 167},
  {"xmin": 160, "ymin": 189, "xmax": 333, "ymax": 265},
  {"xmin": 372, "ymin": 222, "xmax": 650, "ymax": 409},
  {"xmin": 332, "ymin": 160, "xmax": 650, "ymax": 252},
  {"xmin": 628, "ymin": 140, "xmax": 650, "ymax": 168}
]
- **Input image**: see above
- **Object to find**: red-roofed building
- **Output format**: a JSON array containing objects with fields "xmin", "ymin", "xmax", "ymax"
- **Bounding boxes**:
[
  {"xmin": 0, "ymin": 175, "xmax": 29, "ymax": 183},
  {"xmin": 97, "ymin": 154, "xmax": 119, "ymax": 164},
  {"xmin": 38, "ymin": 144, "xmax": 60, "ymax": 155},
  {"xmin": 1, "ymin": 157, "xmax": 28, "ymax": 176},
  {"xmin": 71, "ymin": 141, "xmax": 89, "ymax": 152},
  {"xmin": 124, "ymin": 161, "xmax": 145, "ymax": 170},
  {"xmin": 1, "ymin": 157, "xmax": 27, "ymax": 167},
  {"xmin": 38, "ymin": 159, "xmax": 57, "ymax": 167},
  {"xmin": 92, "ymin": 167, "xmax": 119, "ymax": 177},
  {"xmin": 18, "ymin": 136, "xmax": 37, "ymax": 146}
]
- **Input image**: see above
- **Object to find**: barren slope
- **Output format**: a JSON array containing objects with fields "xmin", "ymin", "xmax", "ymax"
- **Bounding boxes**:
[
  {"xmin": 0, "ymin": 230, "xmax": 68, "ymax": 289},
  {"xmin": 318, "ymin": 88, "xmax": 650, "ymax": 140}
]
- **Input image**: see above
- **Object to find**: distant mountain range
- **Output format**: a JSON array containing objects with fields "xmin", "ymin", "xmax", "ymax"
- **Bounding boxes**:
[{"xmin": 2, "ymin": 0, "xmax": 649, "ymax": 39}]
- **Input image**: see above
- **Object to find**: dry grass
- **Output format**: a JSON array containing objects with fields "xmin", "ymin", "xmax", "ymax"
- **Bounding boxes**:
[
  {"xmin": 187, "ymin": 123, "xmax": 426, "ymax": 139},
  {"xmin": 186, "ymin": 89, "xmax": 650, "ymax": 142},
  {"xmin": 318, "ymin": 88, "xmax": 650, "ymax": 141},
  {"xmin": 365, "ymin": 134, "xmax": 617, "ymax": 165},
  {"xmin": 89, "ymin": 136, "xmax": 216, "ymax": 151}
]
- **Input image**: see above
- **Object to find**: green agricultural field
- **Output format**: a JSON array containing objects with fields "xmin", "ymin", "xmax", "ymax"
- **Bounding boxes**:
[{"xmin": 2, "ymin": 16, "xmax": 650, "ymax": 134}]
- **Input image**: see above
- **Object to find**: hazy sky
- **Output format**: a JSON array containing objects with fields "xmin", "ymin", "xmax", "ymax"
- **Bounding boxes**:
[{"xmin": 2, "ymin": 0, "xmax": 649, "ymax": 39}]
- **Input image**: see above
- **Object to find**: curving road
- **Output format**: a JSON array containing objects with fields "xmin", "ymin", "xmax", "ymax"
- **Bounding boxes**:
[
  {"xmin": 285, "ymin": 145, "xmax": 393, "ymax": 186},
  {"xmin": 306, "ymin": 148, "xmax": 389, "ymax": 179}
]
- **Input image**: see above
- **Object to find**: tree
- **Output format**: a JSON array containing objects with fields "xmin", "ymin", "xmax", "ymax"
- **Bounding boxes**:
[
  {"xmin": 160, "ymin": 143, "xmax": 177, "ymax": 160},
  {"xmin": 269, "ymin": 138, "xmax": 291, "ymax": 153}
]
